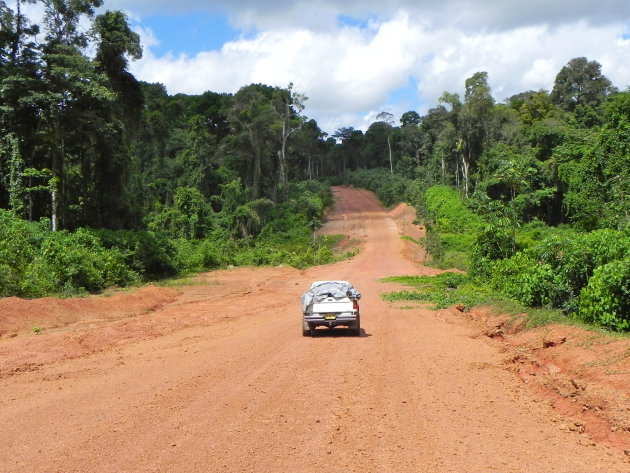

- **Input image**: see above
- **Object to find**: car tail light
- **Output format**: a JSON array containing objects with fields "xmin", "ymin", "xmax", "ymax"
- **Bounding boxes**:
[{"xmin": 353, "ymin": 300, "xmax": 359, "ymax": 310}]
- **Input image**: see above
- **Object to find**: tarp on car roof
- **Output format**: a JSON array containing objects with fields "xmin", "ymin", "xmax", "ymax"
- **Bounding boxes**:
[{"xmin": 301, "ymin": 281, "xmax": 360, "ymax": 312}]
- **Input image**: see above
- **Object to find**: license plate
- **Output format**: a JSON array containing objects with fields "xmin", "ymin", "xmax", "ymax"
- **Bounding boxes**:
[{"xmin": 324, "ymin": 314, "xmax": 336, "ymax": 320}]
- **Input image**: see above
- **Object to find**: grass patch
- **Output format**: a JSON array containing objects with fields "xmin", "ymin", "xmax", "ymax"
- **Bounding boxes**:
[
  {"xmin": 380, "ymin": 273, "xmax": 490, "ymax": 311},
  {"xmin": 400, "ymin": 235, "xmax": 421, "ymax": 244},
  {"xmin": 318, "ymin": 234, "xmax": 345, "ymax": 247},
  {"xmin": 486, "ymin": 298, "xmax": 569, "ymax": 329},
  {"xmin": 156, "ymin": 276, "xmax": 205, "ymax": 288}
]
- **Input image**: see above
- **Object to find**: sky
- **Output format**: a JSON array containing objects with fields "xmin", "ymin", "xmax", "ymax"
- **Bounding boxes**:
[{"xmin": 29, "ymin": 1, "xmax": 630, "ymax": 134}]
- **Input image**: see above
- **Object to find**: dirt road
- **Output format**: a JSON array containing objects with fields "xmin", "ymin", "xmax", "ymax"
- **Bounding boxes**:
[{"xmin": 1, "ymin": 187, "xmax": 629, "ymax": 472}]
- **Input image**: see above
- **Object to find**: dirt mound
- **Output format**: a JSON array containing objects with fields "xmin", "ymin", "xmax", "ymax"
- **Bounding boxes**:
[
  {"xmin": 0, "ymin": 285, "xmax": 180, "ymax": 339},
  {"xmin": 461, "ymin": 306, "xmax": 630, "ymax": 450}
]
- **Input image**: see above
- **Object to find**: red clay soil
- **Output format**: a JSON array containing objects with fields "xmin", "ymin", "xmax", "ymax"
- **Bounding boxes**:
[{"xmin": 0, "ymin": 186, "xmax": 629, "ymax": 473}]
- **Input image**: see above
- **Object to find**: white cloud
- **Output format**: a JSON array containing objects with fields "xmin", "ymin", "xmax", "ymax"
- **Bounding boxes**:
[
  {"xmin": 131, "ymin": 12, "xmax": 423, "ymax": 121},
  {"xmin": 17, "ymin": 0, "xmax": 630, "ymax": 134},
  {"xmin": 106, "ymin": 0, "xmax": 630, "ymax": 31},
  {"xmin": 129, "ymin": 7, "xmax": 630, "ymax": 133}
]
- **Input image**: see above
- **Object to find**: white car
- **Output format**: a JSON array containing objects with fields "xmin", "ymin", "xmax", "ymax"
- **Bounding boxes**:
[{"xmin": 301, "ymin": 281, "xmax": 361, "ymax": 336}]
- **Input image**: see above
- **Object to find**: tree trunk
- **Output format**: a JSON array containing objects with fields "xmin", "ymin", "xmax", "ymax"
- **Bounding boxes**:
[
  {"xmin": 51, "ymin": 188, "xmax": 58, "ymax": 232},
  {"xmin": 249, "ymin": 128, "xmax": 261, "ymax": 200},
  {"xmin": 307, "ymin": 155, "xmax": 313, "ymax": 180},
  {"xmin": 278, "ymin": 120, "xmax": 289, "ymax": 200},
  {"xmin": 10, "ymin": 0, "xmax": 22, "ymax": 64},
  {"xmin": 51, "ymin": 129, "xmax": 63, "ymax": 231},
  {"xmin": 387, "ymin": 135, "xmax": 393, "ymax": 174},
  {"xmin": 455, "ymin": 156, "xmax": 460, "ymax": 189},
  {"xmin": 462, "ymin": 157, "xmax": 469, "ymax": 197}
]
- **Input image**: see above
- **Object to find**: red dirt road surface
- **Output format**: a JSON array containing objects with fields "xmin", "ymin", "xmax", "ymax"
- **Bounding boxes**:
[{"xmin": 1, "ymin": 186, "xmax": 629, "ymax": 472}]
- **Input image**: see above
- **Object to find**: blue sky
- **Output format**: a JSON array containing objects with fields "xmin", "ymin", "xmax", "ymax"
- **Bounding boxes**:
[
  {"xmin": 141, "ymin": 13, "xmax": 240, "ymax": 57},
  {"xmin": 95, "ymin": 0, "xmax": 630, "ymax": 133}
]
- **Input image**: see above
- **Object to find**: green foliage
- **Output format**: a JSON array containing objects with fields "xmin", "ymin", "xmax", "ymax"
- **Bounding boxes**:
[
  {"xmin": 551, "ymin": 57, "xmax": 617, "ymax": 111},
  {"xmin": 91, "ymin": 229, "xmax": 178, "ymax": 278},
  {"xmin": 342, "ymin": 168, "xmax": 422, "ymax": 207},
  {"xmin": 470, "ymin": 223, "xmax": 515, "ymax": 278},
  {"xmin": 172, "ymin": 237, "xmax": 230, "ymax": 273},
  {"xmin": 422, "ymin": 186, "xmax": 485, "ymax": 270},
  {"xmin": 0, "ymin": 210, "xmax": 48, "ymax": 296},
  {"xmin": 424, "ymin": 186, "xmax": 484, "ymax": 233},
  {"xmin": 24, "ymin": 228, "xmax": 139, "ymax": 297},
  {"xmin": 578, "ymin": 260, "xmax": 630, "ymax": 331},
  {"xmin": 490, "ymin": 253, "xmax": 559, "ymax": 307},
  {"xmin": 146, "ymin": 187, "xmax": 214, "ymax": 239},
  {"xmin": 525, "ymin": 229, "xmax": 630, "ymax": 311},
  {"xmin": 0, "ymin": 177, "xmax": 338, "ymax": 297},
  {"xmin": 381, "ymin": 273, "xmax": 490, "ymax": 310}
]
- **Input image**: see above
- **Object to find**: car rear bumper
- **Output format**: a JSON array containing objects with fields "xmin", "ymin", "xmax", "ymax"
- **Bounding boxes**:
[{"xmin": 304, "ymin": 313, "xmax": 359, "ymax": 328}]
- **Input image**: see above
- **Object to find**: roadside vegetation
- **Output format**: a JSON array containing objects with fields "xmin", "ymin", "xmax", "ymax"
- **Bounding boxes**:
[
  {"xmin": 0, "ymin": 2, "xmax": 348, "ymax": 297},
  {"xmin": 0, "ymin": 180, "xmax": 341, "ymax": 297},
  {"xmin": 340, "ymin": 67, "xmax": 629, "ymax": 333},
  {"xmin": 0, "ymin": 1, "xmax": 627, "ymax": 333}
]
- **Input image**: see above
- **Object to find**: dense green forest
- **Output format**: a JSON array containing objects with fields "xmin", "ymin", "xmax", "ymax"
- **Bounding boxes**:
[
  {"xmin": 1, "ymin": 1, "xmax": 628, "ymax": 331},
  {"xmin": 337, "ymin": 61, "xmax": 629, "ymax": 330},
  {"xmin": 0, "ymin": 0, "xmax": 342, "ymax": 296}
]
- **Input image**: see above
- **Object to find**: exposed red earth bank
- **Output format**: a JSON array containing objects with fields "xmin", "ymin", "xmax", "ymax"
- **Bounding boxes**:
[{"xmin": 1, "ymin": 186, "xmax": 629, "ymax": 472}]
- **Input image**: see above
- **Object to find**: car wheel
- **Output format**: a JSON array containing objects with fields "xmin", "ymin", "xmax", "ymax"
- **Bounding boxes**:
[{"xmin": 302, "ymin": 320, "xmax": 312, "ymax": 337}]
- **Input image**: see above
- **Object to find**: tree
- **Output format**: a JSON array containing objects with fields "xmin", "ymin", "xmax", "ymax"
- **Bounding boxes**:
[
  {"xmin": 229, "ymin": 84, "xmax": 277, "ymax": 200},
  {"xmin": 272, "ymin": 83, "xmax": 306, "ymax": 200},
  {"xmin": 551, "ymin": 57, "xmax": 617, "ymax": 111},
  {"xmin": 332, "ymin": 127, "xmax": 365, "ymax": 172},
  {"xmin": 364, "ymin": 119, "xmax": 394, "ymax": 171},
  {"xmin": 517, "ymin": 91, "xmax": 552, "ymax": 125},
  {"xmin": 293, "ymin": 119, "xmax": 327, "ymax": 180},
  {"xmin": 459, "ymin": 71, "xmax": 495, "ymax": 196},
  {"xmin": 397, "ymin": 114, "xmax": 423, "ymax": 171},
  {"xmin": 375, "ymin": 111, "xmax": 395, "ymax": 174},
  {"xmin": 93, "ymin": 10, "xmax": 143, "ymax": 126},
  {"xmin": 0, "ymin": 1, "xmax": 41, "ymax": 217},
  {"xmin": 400, "ymin": 110, "xmax": 421, "ymax": 127}
]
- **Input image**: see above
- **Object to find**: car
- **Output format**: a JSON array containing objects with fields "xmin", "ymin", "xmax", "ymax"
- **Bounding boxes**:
[{"xmin": 301, "ymin": 280, "xmax": 361, "ymax": 336}]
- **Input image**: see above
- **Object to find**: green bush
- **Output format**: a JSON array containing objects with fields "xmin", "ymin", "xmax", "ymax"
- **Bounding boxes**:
[
  {"xmin": 92, "ymin": 229, "xmax": 178, "ymax": 278},
  {"xmin": 424, "ymin": 186, "xmax": 484, "ymax": 234},
  {"xmin": 490, "ymin": 253, "xmax": 558, "ymax": 307},
  {"xmin": 527, "ymin": 228, "xmax": 630, "ymax": 311},
  {"xmin": 343, "ymin": 168, "xmax": 417, "ymax": 207},
  {"xmin": 577, "ymin": 259, "xmax": 630, "ymax": 331},
  {"xmin": 172, "ymin": 237, "xmax": 228, "ymax": 273},
  {"xmin": 470, "ymin": 223, "xmax": 516, "ymax": 278},
  {"xmin": 421, "ymin": 186, "xmax": 485, "ymax": 269},
  {"xmin": 24, "ymin": 228, "xmax": 139, "ymax": 296},
  {"xmin": 0, "ymin": 210, "xmax": 48, "ymax": 296}
]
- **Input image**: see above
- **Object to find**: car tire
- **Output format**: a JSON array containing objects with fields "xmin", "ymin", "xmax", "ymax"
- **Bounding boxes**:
[{"xmin": 302, "ymin": 320, "xmax": 312, "ymax": 337}]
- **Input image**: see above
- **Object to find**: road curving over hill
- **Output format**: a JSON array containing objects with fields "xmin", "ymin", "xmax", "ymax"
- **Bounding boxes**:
[{"xmin": 0, "ymin": 186, "xmax": 628, "ymax": 472}]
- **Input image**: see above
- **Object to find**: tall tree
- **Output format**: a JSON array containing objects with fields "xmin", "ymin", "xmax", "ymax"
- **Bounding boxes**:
[
  {"xmin": 93, "ymin": 10, "xmax": 143, "ymax": 126},
  {"xmin": 551, "ymin": 57, "xmax": 617, "ymax": 111},
  {"xmin": 36, "ymin": 0, "xmax": 131, "ymax": 229},
  {"xmin": 459, "ymin": 71, "xmax": 495, "ymax": 195},
  {"xmin": 375, "ymin": 111, "xmax": 395, "ymax": 174},
  {"xmin": 229, "ymin": 84, "xmax": 277, "ymax": 200},
  {"xmin": 272, "ymin": 83, "xmax": 306, "ymax": 200}
]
